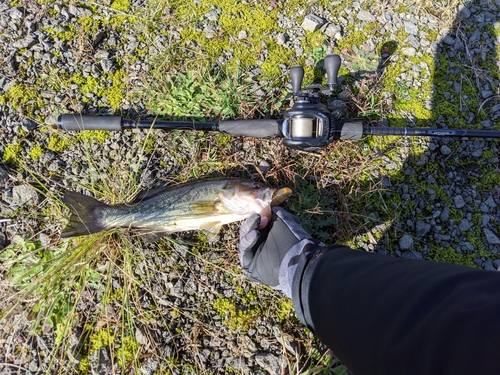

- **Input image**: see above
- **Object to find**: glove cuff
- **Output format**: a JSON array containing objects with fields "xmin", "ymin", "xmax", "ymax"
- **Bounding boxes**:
[{"xmin": 277, "ymin": 238, "xmax": 323, "ymax": 298}]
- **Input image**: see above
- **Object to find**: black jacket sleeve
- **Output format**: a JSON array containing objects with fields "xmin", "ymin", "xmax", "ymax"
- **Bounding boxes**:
[{"xmin": 291, "ymin": 246, "xmax": 500, "ymax": 375}]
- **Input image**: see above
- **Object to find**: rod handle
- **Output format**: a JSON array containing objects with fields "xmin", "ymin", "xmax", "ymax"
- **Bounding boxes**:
[
  {"xmin": 218, "ymin": 119, "xmax": 282, "ymax": 138},
  {"xmin": 336, "ymin": 121, "xmax": 364, "ymax": 140},
  {"xmin": 58, "ymin": 115, "xmax": 123, "ymax": 131}
]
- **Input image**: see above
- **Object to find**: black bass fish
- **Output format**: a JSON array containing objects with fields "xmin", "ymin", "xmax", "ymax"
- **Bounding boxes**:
[{"xmin": 61, "ymin": 178, "xmax": 291, "ymax": 238}]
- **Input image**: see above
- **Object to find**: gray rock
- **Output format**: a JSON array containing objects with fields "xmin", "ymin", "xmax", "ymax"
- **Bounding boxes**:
[
  {"xmin": 8, "ymin": 7, "xmax": 24, "ymax": 19},
  {"xmin": 301, "ymin": 14, "xmax": 325, "ymax": 32},
  {"xmin": 482, "ymin": 214, "xmax": 491, "ymax": 226},
  {"xmin": 275, "ymin": 33, "xmax": 288, "ymax": 45},
  {"xmin": 484, "ymin": 260, "xmax": 496, "ymax": 271},
  {"xmin": 90, "ymin": 347, "xmax": 112, "ymax": 375},
  {"xmin": 493, "ymin": 259, "xmax": 500, "ymax": 270},
  {"xmin": 381, "ymin": 175, "xmax": 391, "ymax": 188},
  {"xmin": 484, "ymin": 228, "xmax": 500, "ymax": 245},
  {"xmin": 254, "ymin": 352, "xmax": 281, "ymax": 374},
  {"xmin": 203, "ymin": 25, "xmax": 216, "ymax": 39},
  {"xmin": 416, "ymin": 221, "xmax": 431, "ymax": 237},
  {"xmin": 258, "ymin": 160, "xmax": 271, "ymax": 174},
  {"xmin": 12, "ymin": 36, "xmax": 36, "ymax": 49},
  {"xmin": 100, "ymin": 59, "xmax": 114, "ymax": 72},
  {"xmin": 404, "ymin": 21, "xmax": 418, "ymax": 35},
  {"xmin": 357, "ymin": 10, "xmax": 376, "ymax": 22},
  {"xmin": 459, "ymin": 5, "xmax": 471, "ymax": 19},
  {"xmin": 480, "ymin": 120, "xmax": 492, "ymax": 128},
  {"xmin": 3, "ymin": 184, "xmax": 39, "ymax": 206},
  {"xmin": 324, "ymin": 23, "xmax": 343, "ymax": 39},
  {"xmin": 458, "ymin": 219, "xmax": 471, "ymax": 232},
  {"xmin": 205, "ymin": 10, "xmax": 219, "ymax": 21},
  {"xmin": 399, "ymin": 234, "xmax": 414, "ymax": 250},
  {"xmin": 440, "ymin": 206, "xmax": 450, "ymax": 221},
  {"xmin": 402, "ymin": 47, "xmax": 416, "ymax": 56},
  {"xmin": 453, "ymin": 195, "xmax": 466, "ymax": 209},
  {"xmin": 482, "ymin": 90, "xmax": 494, "ymax": 99},
  {"xmin": 140, "ymin": 356, "xmax": 159, "ymax": 375},
  {"xmin": 440, "ymin": 145, "xmax": 452, "ymax": 155},
  {"xmin": 485, "ymin": 196, "xmax": 497, "ymax": 208},
  {"xmin": 135, "ymin": 328, "xmax": 148, "ymax": 345},
  {"xmin": 0, "ymin": 167, "xmax": 8, "ymax": 184}
]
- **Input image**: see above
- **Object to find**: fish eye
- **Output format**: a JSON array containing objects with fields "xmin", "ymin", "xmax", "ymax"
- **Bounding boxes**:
[{"xmin": 252, "ymin": 183, "xmax": 261, "ymax": 189}]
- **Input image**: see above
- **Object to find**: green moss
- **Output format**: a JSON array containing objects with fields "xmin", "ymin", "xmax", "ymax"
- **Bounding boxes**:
[
  {"xmin": 393, "ymin": 4, "xmax": 410, "ymax": 13},
  {"xmin": 71, "ymin": 73, "xmax": 85, "ymax": 85},
  {"xmin": 28, "ymin": 144, "xmax": 44, "ymax": 160},
  {"xmin": 48, "ymin": 133, "xmax": 71, "ymax": 153},
  {"xmin": 139, "ymin": 134, "xmax": 157, "ymax": 154},
  {"xmin": 78, "ymin": 357, "xmax": 90, "ymax": 373},
  {"xmin": 274, "ymin": 297, "xmax": 294, "ymax": 322},
  {"xmin": 427, "ymin": 247, "xmax": 476, "ymax": 268},
  {"xmin": 213, "ymin": 297, "xmax": 261, "ymax": 333},
  {"xmin": 4, "ymin": 84, "xmax": 43, "ymax": 115},
  {"xmin": 482, "ymin": 149, "xmax": 495, "ymax": 159},
  {"xmin": 81, "ymin": 76, "xmax": 99, "ymax": 95},
  {"xmin": 77, "ymin": 15, "xmax": 102, "ymax": 36},
  {"xmin": 336, "ymin": 23, "xmax": 380, "ymax": 52},
  {"xmin": 42, "ymin": 24, "xmax": 77, "ymax": 42},
  {"xmin": 111, "ymin": 0, "xmax": 131, "ymax": 11},
  {"xmin": 89, "ymin": 328, "xmax": 114, "ymax": 354},
  {"xmin": 116, "ymin": 335, "xmax": 139, "ymax": 367},
  {"xmin": 481, "ymin": 169, "xmax": 500, "ymax": 189},
  {"xmin": 2, "ymin": 142, "xmax": 23, "ymax": 166},
  {"xmin": 100, "ymin": 70, "xmax": 127, "ymax": 108}
]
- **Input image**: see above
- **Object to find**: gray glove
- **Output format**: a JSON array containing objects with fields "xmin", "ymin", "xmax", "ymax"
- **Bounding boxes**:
[{"xmin": 239, "ymin": 206, "xmax": 323, "ymax": 297}]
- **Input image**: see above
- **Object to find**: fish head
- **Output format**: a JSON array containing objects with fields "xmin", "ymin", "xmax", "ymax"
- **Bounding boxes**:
[{"xmin": 219, "ymin": 180, "xmax": 291, "ymax": 229}]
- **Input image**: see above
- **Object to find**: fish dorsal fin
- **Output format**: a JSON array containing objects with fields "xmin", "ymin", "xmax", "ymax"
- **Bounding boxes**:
[{"xmin": 132, "ymin": 184, "xmax": 171, "ymax": 203}]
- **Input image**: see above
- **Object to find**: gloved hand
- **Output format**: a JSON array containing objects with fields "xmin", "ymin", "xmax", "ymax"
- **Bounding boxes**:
[{"xmin": 239, "ymin": 206, "xmax": 323, "ymax": 297}]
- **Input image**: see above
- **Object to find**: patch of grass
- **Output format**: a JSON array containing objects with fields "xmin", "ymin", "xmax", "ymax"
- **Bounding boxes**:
[{"xmin": 145, "ymin": 67, "xmax": 286, "ymax": 121}]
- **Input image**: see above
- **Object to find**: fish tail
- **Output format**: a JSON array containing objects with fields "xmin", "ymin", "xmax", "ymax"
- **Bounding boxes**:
[{"xmin": 61, "ymin": 190, "xmax": 110, "ymax": 238}]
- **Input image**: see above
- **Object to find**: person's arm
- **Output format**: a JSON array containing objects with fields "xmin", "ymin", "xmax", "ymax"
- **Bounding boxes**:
[
  {"xmin": 294, "ymin": 246, "xmax": 500, "ymax": 375},
  {"xmin": 239, "ymin": 207, "xmax": 500, "ymax": 375}
]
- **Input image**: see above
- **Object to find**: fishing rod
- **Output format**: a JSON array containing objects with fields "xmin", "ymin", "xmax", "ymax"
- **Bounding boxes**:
[{"xmin": 58, "ymin": 54, "xmax": 500, "ymax": 152}]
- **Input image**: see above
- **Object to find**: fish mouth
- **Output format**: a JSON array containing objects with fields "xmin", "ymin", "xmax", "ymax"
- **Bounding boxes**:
[
  {"xmin": 254, "ymin": 187, "xmax": 292, "ymax": 229},
  {"xmin": 271, "ymin": 187, "xmax": 292, "ymax": 206}
]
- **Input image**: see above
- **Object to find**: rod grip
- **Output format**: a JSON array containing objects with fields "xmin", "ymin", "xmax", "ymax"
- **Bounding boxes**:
[
  {"xmin": 218, "ymin": 119, "xmax": 282, "ymax": 138},
  {"xmin": 57, "ymin": 115, "xmax": 123, "ymax": 131},
  {"xmin": 337, "ymin": 121, "xmax": 364, "ymax": 140}
]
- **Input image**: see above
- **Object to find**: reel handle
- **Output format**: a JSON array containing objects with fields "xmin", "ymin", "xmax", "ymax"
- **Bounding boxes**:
[
  {"xmin": 325, "ymin": 54, "xmax": 341, "ymax": 89},
  {"xmin": 290, "ymin": 66, "xmax": 305, "ymax": 94}
]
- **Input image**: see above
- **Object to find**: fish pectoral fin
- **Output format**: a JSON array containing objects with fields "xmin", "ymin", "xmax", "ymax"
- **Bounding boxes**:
[
  {"xmin": 202, "ymin": 224, "xmax": 223, "ymax": 244},
  {"xmin": 199, "ymin": 222, "xmax": 222, "ymax": 232},
  {"xmin": 189, "ymin": 201, "xmax": 220, "ymax": 214}
]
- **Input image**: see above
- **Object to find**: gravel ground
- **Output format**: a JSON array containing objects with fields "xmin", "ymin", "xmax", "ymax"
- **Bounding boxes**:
[{"xmin": 0, "ymin": 0, "xmax": 499, "ymax": 374}]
